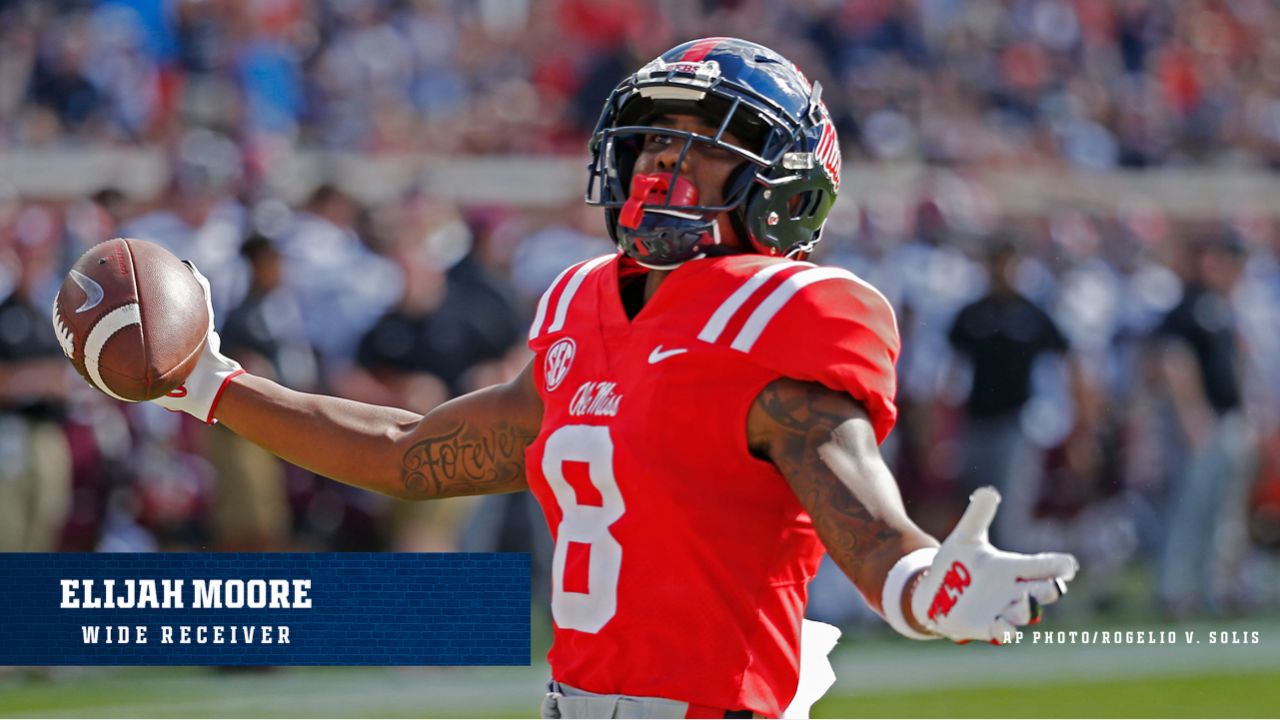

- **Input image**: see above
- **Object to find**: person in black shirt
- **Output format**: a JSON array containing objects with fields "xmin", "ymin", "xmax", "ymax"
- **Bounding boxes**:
[
  {"xmin": 207, "ymin": 235, "xmax": 316, "ymax": 551},
  {"xmin": 349, "ymin": 232, "xmax": 527, "ymax": 553},
  {"xmin": 355, "ymin": 244, "xmax": 524, "ymax": 404},
  {"xmin": 948, "ymin": 238, "xmax": 1077, "ymax": 549},
  {"xmin": 0, "ymin": 228, "xmax": 71, "ymax": 551},
  {"xmin": 1153, "ymin": 228, "xmax": 1256, "ymax": 617}
]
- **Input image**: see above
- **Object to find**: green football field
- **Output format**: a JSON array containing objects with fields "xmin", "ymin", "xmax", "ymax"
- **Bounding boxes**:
[{"xmin": 2, "ymin": 617, "xmax": 1277, "ymax": 718}]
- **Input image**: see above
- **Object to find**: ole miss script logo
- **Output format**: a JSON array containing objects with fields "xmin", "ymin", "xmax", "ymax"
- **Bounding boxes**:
[
  {"xmin": 815, "ymin": 120, "xmax": 841, "ymax": 192},
  {"xmin": 927, "ymin": 561, "xmax": 971, "ymax": 621}
]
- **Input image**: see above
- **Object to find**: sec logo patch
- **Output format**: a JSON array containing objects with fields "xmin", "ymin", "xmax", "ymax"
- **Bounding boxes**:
[{"xmin": 544, "ymin": 338, "xmax": 576, "ymax": 391}]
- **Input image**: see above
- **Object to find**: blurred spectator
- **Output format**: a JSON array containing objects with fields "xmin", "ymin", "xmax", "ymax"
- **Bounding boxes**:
[
  {"xmin": 27, "ymin": 12, "xmax": 106, "ymax": 138},
  {"xmin": 206, "ymin": 234, "xmax": 315, "ymax": 552},
  {"xmin": 121, "ymin": 128, "xmax": 248, "ymax": 317},
  {"xmin": 0, "ymin": 207, "xmax": 71, "ymax": 551},
  {"xmin": 64, "ymin": 188, "xmax": 131, "ymax": 260},
  {"xmin": 510, "ymin": 201, "xmax": 610, "ymax": 305},
  {"xmin": 346, "ymin": 206, "xmax": 526, "ymax": 553},
  {"xmin": 342, "ymin": 238, "xmax": 449, "ymax": 412},
  {"xmin": 277, "ymin": 183, "xmax": 401, "ymax": 370},
  {"xmin": 947, "ymin": 237, "xmax": 1083, "ymax": 550},
  {"xmin": 1153, "ymin": 227, "xmax": 1258, "ymax": 617},
  {"xmin": 220, "ymin": 233, "xmax": 318, "ymax": 389},
  {"xmin": 351, "ymin": 200, "xmax": 523, "ymax": 403},
  {"xmin": 236, "ymin": 8, "xmax": 303, "ymax": 141}
]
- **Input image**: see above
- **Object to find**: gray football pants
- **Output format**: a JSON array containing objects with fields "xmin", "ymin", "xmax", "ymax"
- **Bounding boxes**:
[{"xmin": 541, "ymin": 681, "xmax": 704, "ymax": 719}]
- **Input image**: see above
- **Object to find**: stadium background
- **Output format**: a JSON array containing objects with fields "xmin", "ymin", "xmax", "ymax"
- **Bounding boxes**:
[{"xmin": 1, "ymin": 0, "xmax": 1279, "ymax": 716}]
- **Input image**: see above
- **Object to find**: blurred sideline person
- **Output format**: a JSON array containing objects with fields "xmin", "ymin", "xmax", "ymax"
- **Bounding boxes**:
[
  {"xmin": 207, "ymin": 234, "xmax": 316, "ymax": 552},
  {"xmin": 0, "ymin": 218, "xmax": 71, "ymax": 551},
  {"xmin": 947, "ymin": 238, "xmax": 1087, "ymax": 550},
  {"xmin": 347, "ymin": 210, "xmax": 526, "ymax": 552},
  {"xmin": 120, "ymin": 128, "xmax": 249, "ymax": 318},
  {"xmin": 89, "ymin": 39, "xmax": 1077, "ymax": 719},
  {"xmin": 278, "ymin": 183, "xmax": 401, "ymax": 369},
  {"xmin": 1154, "ymin": 228, "xmax": 1257, "ymax": 617}
]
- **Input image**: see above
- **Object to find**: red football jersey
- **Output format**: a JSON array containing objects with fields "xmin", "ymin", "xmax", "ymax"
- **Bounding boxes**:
[{"xmin": 524, "ymin": 252, "xmax": 900, "ymax": 717}]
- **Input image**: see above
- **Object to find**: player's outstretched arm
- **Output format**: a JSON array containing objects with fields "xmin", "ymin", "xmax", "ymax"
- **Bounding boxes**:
[
  {"xmin": 748, "ymin": 378, "xmax": 936, "ymax": 628},
  {"xmin": 749, "ymin": 378, "xmax": 1077, "ymax": 643},
  {"xmin": 134, "ymin": 262, "xmax": 542, "ymax": 502},
  {"xmin": 214, "ymin": 363, "xmax": 542, "ymax": 501}
]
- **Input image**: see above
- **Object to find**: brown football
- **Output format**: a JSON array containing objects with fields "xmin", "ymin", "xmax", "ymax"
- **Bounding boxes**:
[{"xmin": 52, "ymin": 238, "xmax": 208, "ymax": 402}]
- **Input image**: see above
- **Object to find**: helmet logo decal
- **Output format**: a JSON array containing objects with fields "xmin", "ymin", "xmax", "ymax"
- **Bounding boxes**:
[
  {"xmin": 636, "ymin": 59, "xmax": 721, "ymax": 101},
  {"xmin": 545, "ymin": 338, "xmax": 577, "ymax": 391},
  {"xmin": 815, "ymin": 121, "xmax": 841, "ymax": 192}
]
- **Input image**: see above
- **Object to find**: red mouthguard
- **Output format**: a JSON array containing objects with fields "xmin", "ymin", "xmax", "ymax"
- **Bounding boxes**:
[{"xmin": 619, "ymin": 173, "xmax": 700, "ymax": 230}]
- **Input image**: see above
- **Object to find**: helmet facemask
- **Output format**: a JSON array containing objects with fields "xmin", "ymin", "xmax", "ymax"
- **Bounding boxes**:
[{"xmin": 590, "ymin": 95, "xmax": 788, "ymax": 269}]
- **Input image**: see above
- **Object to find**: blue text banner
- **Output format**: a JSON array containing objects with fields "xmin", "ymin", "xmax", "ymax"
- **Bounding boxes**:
[{"xmin": 0, "ymin": 553, "xmax": 530, "ymax": 666}]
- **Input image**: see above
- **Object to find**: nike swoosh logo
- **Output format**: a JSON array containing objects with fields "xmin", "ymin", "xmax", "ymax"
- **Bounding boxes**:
[
  {"xmin": 648, "ymin": 346, "xmax": 688, "ymax": 364},
  {"xmin": 70, "ymin": 270, "xmax": 104, "ymax": 314}
]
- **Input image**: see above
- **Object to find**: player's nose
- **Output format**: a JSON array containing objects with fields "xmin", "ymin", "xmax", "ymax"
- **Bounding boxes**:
[{"xmin": 654, "ymin": 141, "xmax": 691, "ymax": 175}]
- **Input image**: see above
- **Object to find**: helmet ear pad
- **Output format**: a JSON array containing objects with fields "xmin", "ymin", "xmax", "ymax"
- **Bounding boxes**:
[{"xmin": 743, "ymin": 170, "xmax": 836, "ymax": 256}]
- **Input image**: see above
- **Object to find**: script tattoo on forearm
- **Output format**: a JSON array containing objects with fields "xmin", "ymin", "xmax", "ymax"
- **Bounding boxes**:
[
  {"xmin": 754, "ymin": 380, "xmax": 897, "ymax": 569},
  {"xmin": 400, "ymin": 422, "xmax": 537, "ymax": 499}
]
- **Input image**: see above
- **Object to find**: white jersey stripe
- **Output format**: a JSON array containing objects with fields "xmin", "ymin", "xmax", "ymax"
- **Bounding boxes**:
[
  {"xmin": 546, "ymin": 254, "xmax": 614, "ymax": 336},
  {"xmin": 697, "ymin": 261, "xmax": 810, "ymax": 343},
  {"xmin": 729, "ymin": 267, "xmax": 855, "ymax": 352},
  {"xmin": 528, "ymin": 263, "xmax": 578, "ymax": 341}
]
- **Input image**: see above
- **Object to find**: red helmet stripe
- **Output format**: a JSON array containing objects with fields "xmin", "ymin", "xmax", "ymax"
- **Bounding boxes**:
[{"xmin": 679, "ymin": 37, "xmax": 724, "ymax": 62}]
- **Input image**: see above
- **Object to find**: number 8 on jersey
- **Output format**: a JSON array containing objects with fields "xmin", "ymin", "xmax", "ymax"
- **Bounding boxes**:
[{"xmin": 542, "ymin": 424, "xmax": 625, "ymax": 633}]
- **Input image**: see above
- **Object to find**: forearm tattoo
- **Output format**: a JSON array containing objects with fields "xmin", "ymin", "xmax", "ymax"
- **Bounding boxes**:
[
  {"xmin": 401, "ymin": 422, "xmax": 538, "ymax": 499},
  {"xmin": 755, "ymin": 380, "xmax": 897, "ymax": 569}
]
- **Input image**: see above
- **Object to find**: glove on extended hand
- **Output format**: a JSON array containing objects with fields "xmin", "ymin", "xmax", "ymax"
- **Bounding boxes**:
[
  {"xmin": 911, "ymin": 487, "xmax": 1077, "ymax": 644},
  {"xmin": 151, "ymin": 262, "xmax": 243, "ymax": 423}
]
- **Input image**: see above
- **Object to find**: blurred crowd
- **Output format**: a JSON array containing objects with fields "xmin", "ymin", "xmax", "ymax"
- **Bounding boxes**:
[
  {"xmin": 1, "ymin": 0, "xmax": 1279, "ymax": 629},
  {"xmin": 4, "ymin": 0, "xmax": 1280, "ymax": 168}
]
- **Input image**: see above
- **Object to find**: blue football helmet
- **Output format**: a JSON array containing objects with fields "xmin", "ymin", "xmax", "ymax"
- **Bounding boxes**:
[{"xmin": 586, "ymin": 37, "xmax": 841, "ymax": 269}]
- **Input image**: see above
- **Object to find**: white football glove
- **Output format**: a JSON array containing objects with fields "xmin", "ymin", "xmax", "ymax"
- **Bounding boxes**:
[
  {"xmin": 151, "ymin": 261, "xmax": 243, "ymax": 423},
  {"xmin": 911, "ymin": 487, "xmax": 1077, "ymax": 644}
]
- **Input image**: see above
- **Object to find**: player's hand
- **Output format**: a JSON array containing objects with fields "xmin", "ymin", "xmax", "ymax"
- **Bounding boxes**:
[
  {"xmin": 911, "ymin": 487, "xmax": 1077, "ymax": 644},
  {"xmin": 150, "ymin": 262, "xmax": 243, "ymax": 423}
]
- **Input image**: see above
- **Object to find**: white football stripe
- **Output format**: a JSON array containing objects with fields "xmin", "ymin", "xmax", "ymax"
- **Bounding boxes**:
[
  {"xmin": 51, "ymin": 291, "xmax": 75, "ymax": 359},
  {"xmin": 730, "ymin": 267, "xmax": 853, "ymax": 352},
  {"xmin": 85, "ymin": 303, "xmax": 142, "ymax": 402},
  {"xmin": 546, "ymin": 254, "xmax": 613, "ymax": 335},
  {"xmin": 698, "ymin": 261, "xmax": 810, "ymax": 343}
]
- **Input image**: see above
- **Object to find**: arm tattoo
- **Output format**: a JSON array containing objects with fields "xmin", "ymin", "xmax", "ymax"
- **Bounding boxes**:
[
  {"xmin": 401, "ymin": 422, "xmax": 538, "ymax": 499},
  {"xmin": 754, "ymin": 380, "xmax": 897, "ymax": 570}
]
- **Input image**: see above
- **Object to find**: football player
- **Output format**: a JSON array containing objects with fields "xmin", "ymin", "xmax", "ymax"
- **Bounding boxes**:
[{"xmin": 136, "ymin": 38, "xmax": 1077, "ymax": 718}]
